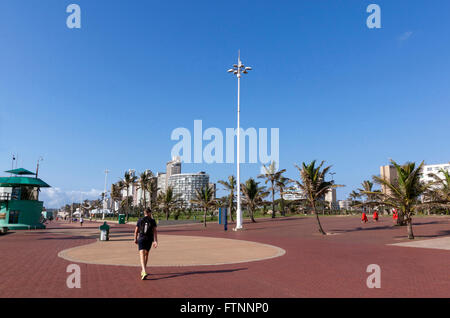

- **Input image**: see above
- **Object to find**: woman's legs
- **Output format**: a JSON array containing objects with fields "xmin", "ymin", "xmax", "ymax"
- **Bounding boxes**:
[
  {"xmin": 144, "ymin": 250, "xmax": 149, "ymax": 268},
  {"xmin": 139, "ymin": 250, "xmax": 146, "ymax": 273}
]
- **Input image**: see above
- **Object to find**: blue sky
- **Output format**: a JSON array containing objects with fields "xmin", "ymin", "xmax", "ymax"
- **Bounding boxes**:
[{"xmin": 1, "ymin": 0, "xmax": 449, "ymax": 207}]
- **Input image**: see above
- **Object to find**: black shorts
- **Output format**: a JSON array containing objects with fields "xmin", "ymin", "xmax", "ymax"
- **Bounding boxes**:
[{"xmin": 138, "ymin": 239, "xmax": 153, "ymax": 251}]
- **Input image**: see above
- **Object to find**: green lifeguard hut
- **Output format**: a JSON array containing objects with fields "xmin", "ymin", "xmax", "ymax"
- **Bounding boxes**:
[{"xmin": 0, "ymin": 168, "xmax": 51, "ymax": 230}]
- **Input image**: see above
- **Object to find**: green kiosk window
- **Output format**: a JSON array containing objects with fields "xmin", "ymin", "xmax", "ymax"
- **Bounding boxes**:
[{"xmin": 9, "ymin": 211, "xmax": 20, "ymax": 224}]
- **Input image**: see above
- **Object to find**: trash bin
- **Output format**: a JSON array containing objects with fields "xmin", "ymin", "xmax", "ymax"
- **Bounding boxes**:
[
  {"xmin": 99, "ymin": 222, "xmax": 110, "ymax": 241},
  {"xmin": 118, "ymin": 214, "xmax": 125, "ymax": 224}
]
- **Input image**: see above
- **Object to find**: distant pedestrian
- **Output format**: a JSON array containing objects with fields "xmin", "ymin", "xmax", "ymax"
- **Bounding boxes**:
[
  {"xmin": 134, "ymin": 208, "xmax": 158, "ymax": 280},
  {"xmin": 361, "ymin": 212, "xmax": 368, "ymax": 223},
  {"xmin": 392, "ymin": 209, "xmax": 398, "ymax": 224},
  {"xmin": 80, "ymin": 217, "xmax": 84, "ymax": 227},
  {"xmin": 373, "ymin": 210, "xmax": 379, "ymax": 222}
]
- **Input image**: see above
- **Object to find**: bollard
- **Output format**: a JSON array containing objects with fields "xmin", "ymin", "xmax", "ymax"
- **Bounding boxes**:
[{"xmin": 224, "ymin": 208, "xmax": 228, "ymax": 231}]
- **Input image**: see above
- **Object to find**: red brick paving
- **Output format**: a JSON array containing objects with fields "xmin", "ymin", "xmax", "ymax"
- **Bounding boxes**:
[{"xmin": 0, "ymin": 216, "xmax": 449, "ymax": 298}]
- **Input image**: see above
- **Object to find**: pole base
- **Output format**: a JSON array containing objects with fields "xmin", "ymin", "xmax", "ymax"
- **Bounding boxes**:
[{"xmin": 233, "ymin": 226, "xmax": 245, "ymax": 231}]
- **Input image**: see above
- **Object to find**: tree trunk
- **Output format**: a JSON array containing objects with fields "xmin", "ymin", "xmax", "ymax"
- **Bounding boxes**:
[
  {"xmin": 397, "ymin": 211, "xmax": 406, "ymax": 226},
  {"xmin": 406, "ymin": 216, "xmax": 414, "ymax": 240},
  {"xmin": 149, "ymin": 193, "xmax": 152, "ymax": 210},
  {"xmin": 250, "ymin": 207, "xmax": 256, "ymax": 223},
  {"xmin": 143, "ymin": 189, "xmax": 147, "ymax": 210},
  {"xmin": 229, "ymin": 199, "xmax": 234, "ymax": 222},
  {"xmin": 126, "ymin": 186, "xmax": 130, "ymax": 222},
  {"xmin": 280, "ymin": 190, "xmax": 285, "ymax": 217},
  {"xmin": 271, "ymin": 183, "xmax": 275, "ymax": 218},
  {"xmin": 203, "ymin": 208, "xmax": 207, "ymax": 227},
  {"xmin": 312, "ymin": 202, "xmax": 326, "ymax": 235}
]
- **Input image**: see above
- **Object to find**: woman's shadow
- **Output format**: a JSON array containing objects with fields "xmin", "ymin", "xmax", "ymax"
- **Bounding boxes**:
[{"xmin": 146, "ymin": 268, "xmax": 247, "ymax": 281}]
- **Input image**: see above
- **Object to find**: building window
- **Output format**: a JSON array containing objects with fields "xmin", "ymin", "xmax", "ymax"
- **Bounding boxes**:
[{"xmin": 9, "ymin": 210, "xmax": 20, "ymax": 224}]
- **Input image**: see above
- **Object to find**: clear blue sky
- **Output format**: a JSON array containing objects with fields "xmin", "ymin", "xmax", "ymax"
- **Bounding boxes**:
[{"xmin": 1, "ymin": 0, "xmax": 449, "ymax": 208}]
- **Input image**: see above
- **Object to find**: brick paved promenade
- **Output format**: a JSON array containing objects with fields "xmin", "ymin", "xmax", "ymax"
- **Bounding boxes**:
[{"xmin": 0, "ymin": 216, "xmax": 449, "ymax": 298}]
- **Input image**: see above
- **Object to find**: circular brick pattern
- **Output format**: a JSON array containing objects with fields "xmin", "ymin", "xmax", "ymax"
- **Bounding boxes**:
[{"xmin": 58, "ymin": 234, "xmax": 286, "ymax": 267}]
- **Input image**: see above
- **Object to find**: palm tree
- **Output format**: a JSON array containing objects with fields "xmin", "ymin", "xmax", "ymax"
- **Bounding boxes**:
[
  {"xmin": 120, "ymin": 196, "xmax": 133, "ymax": 217},
  {"xmin": 92, "ymin": 199, "xmax": 103, "ymax": 219},
  {"xmin": 146, "ymin": 177, "xmax": 158, "ymax": 211},
  {"xmin": 258, "ymin": 161, "xmax": 286, "ymax": 218},
  {"xmin": 80, "ymin": 199, "xmax": 91, "ymax": 218},
  {"xmin": 218, "ymin": 175, "xmax": 236, "ymax": 222},
  {"xmin": 372, "ymin": 160, "xmax": 433, "ymax": 240},
  {"xmin": 157, "ymin": 186, "xmax": 181, "ymax": 220},
  {"xmin": 356, "ymin": 180, "xmax": 382, "ymax": 213},
  {"xmin": 190, "ymin": 184, "xmax": 217, "ymax": 227},
  {"xmin": 122, "ymin": 171, "xmax": 137, "ymax": 221},
  {"xmin": 290, "ymin": 160, "xmax": 342, "ymax": 235},
  {"xmin": 276, "ymin": 176, "xmax": 291, "ymax": 216},
  {"xmin": 110, "ymin": 182, "xmax": 123, "ymax": 217},
  {"xmin": 424, "ymin": 169, "xmax": 450, "ymax": 213},
  {"xmin": 349, "ymin": 190, "xmax": 361, "ymax": 201},
  {"xmin": 241, "ymin": 178, "xmax": 269, "ymax": 223},
  {"xmin": 137, "ymin": 171, "xmax": 153, "ymax": 211}
]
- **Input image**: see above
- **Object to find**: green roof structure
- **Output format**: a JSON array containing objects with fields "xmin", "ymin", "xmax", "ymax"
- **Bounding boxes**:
[
  {"xmin": 0, "ymin": 176, "xmax": 50, "ymax": 188},
  {"xmin": 0, "ymin": 167, "xmax": 51, "ymax": 230},
  {"xmin": 5, "ymin": 168, "xmax": 36, "ymax": 175}
]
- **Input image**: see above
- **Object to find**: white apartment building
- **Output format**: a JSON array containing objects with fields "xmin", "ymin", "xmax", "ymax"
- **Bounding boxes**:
[
  {"xmin": 157, "ymin": 172, "xmax": 166, "ymax": 195},
  {"xmin": 283, "ymin": 185, "xmax": 305, "ymax": 201},
  {"xmin": 338, "ymin": 199, "xmax": 352, "ymax": 210},
  {"xmin": 420, "ymin": 162, "xmax": 450, "ymax": 185},
  {"xmin": 168, "ymin": 172, "xmax": 210, "ymax": 208}
]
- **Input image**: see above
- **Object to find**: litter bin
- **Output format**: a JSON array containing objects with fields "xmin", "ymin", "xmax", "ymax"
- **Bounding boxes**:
[
  {"xmin": 118, "ymin": 214, "xmax": 125, "ymax": 224},
  {"xmin": 99, "ymin": 222, "xmax": 110, "ymax": 241}
]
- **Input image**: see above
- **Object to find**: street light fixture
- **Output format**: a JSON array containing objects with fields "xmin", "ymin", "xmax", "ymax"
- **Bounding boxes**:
[
  {"xmin": 329, "ymin": 172, "xmax": 336, "ymax": 182},
  {"xmin": 228, "ymin": 51, "xmax": 252, "ymax": 230}
]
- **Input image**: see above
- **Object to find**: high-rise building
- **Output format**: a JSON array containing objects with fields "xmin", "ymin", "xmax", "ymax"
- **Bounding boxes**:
[
  {"xmin": 168, "ymin": 172, "xmax": 209, "ymax": 208},
  {"xmin": 325, "ymin": 188, "xmax": 338, "ymax": 209},
  {"xmin": 380, "ymin": 165, "xmax": 398, "ymax": 195},
  {"xmin": 166, "ymin": 156, "xmax": 181, "ymax": 188},
  {"xmin": 209, "ymin": 183, "xmax": 216, "ymax": 199},
  {"xmin": 157, "ymin": 172, "xmax": 166, "ymax": 195}
]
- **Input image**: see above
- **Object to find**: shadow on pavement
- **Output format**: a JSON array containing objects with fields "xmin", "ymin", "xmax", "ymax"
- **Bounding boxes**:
[
  {"xmin": 0, "ymin": 231, "xmax": 15, "ymax": 237},
  {"xmin": 330, "ymin": 225, "xmax": 396, "ymax": 233},
  {"xmin": 393, "ymin": 229, "xmax": 450, "ymax": 239},
  {"xmin": 146, "ymin": 268, "xmax": 247, "ymax": 281}
]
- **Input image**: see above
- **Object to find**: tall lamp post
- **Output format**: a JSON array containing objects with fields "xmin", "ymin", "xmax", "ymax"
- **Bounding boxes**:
[
  {"xmin": 228, "ymin": 51, "xmax": 252, "ymax": 230},
  {"xmin": 329, "ymin": 172, "xmax": 336, "ymax": 213},
  {"xmin": 36, "ymin": 156, "xmax": 44, "ymax": 178},
  {"xmin": 103, "ymin": 169, "xmax": 109, "ymax": 220}
]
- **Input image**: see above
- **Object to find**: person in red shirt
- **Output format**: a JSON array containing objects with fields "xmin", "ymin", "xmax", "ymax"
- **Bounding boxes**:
[
  {"xmin": 392, "ymin": 209, "xmax": 398, "ymax": 224},
  {"xmin": 373, "ymin": 210, "xmax": 379, "ymax": 222},
  {"xmin": 361, "ymin": 212, "xmax": 368, "ymax": 223}
]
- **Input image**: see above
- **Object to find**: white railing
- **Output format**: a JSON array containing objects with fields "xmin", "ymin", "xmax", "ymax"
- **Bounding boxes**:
[{"xmin": 0, "ymin": 193, "xmax": 11, "ymax": 201}]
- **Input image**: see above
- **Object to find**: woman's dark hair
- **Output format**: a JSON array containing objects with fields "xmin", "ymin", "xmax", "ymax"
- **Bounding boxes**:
[{"xmin": 144, "ymin": 208, "xmax": 152, "ymax": 214}]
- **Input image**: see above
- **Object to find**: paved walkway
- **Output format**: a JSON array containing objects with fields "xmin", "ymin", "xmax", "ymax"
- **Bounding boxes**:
[
  {"xmin": 0, "ymin": 216, "xmax": 449, "ymax": 298},
  {"xmin": 389, "ymin": 236, "xmax": 450, "ymax": 250}
]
